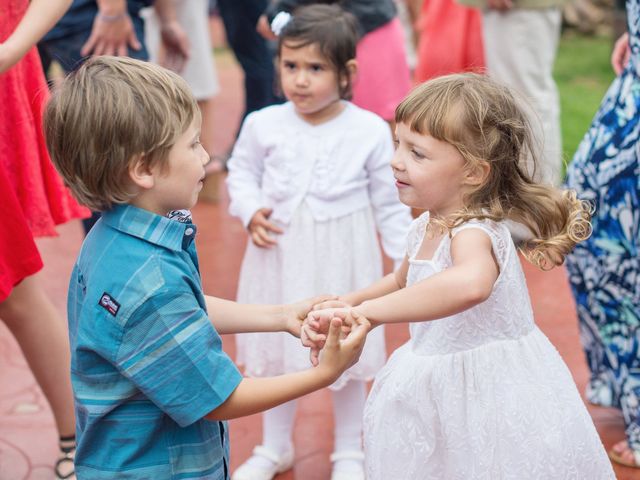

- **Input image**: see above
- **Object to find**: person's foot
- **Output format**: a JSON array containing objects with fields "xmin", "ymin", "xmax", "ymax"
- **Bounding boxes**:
[
  {"xmin": 231, "ymin": 445, "xmax": 294, "ymax": 480},
  {"xmin": 609, "ymin": 439, "xmax": 640, "ymax": 468},
  {"xmin": 55, "ymin": 435, "xmax": 76, "ymax": 479},
  {"xmin": 330, "ymin": 450, "xmax": 365, "ymax": 480}
]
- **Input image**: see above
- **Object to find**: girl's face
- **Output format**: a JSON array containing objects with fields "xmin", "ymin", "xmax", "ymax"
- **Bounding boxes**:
[
  {"xmin": 279, "ymin": 41, "xmax": 344, "ymax": 124},
  {"xmin": 391, "ymin": 122, "xmax": 469, "ymax": 216}
]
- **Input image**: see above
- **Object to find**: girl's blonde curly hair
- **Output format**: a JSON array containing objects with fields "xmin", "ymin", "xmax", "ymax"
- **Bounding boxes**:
[{"xmin": 396, "ymin": 73, "xmax": 592, "ymax": 270}]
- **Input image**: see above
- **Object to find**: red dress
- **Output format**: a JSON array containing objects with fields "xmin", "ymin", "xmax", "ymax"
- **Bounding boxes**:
[
  {"xmin": 0, "ymin": 0, "xmax": 88, "ymax": 301},
  {"xmin": 414, "ymin": 0, "xmax": 485, "ymax": 83}
]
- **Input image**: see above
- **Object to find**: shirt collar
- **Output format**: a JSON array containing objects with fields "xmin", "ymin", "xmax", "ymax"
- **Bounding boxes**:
[{"xmin": 102, "ymin": 204, "xmax": 197, "ymax": 252}]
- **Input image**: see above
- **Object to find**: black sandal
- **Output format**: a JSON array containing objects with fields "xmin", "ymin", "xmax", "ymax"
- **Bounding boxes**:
[{"xmin": 55, "ymin": 435, "xmax": 76, "ymax": 480}]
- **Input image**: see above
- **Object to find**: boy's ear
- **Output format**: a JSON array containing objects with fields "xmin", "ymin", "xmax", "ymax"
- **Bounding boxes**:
[
  {"xmin": 128, "ymin": 155, "xmax": 155, "ymax": 190},
  {"xmin": 465, "ymin": 160, "xmax": 490, "ymax": 187}
]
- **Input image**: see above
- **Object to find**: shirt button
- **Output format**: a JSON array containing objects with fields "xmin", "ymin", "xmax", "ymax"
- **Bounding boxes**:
[{"xmin": 185, "ymin": 227, "xmax": 194, "ymax": 236}]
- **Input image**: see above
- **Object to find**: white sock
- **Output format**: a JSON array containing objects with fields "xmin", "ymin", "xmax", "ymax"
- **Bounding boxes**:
[
  {"xmin": 245, "ymin": 400, "xmax": 297, "ymax": 470},
  {"xmin": 332, "ymin": 380, "xmax": 366, "ymax": 473}
]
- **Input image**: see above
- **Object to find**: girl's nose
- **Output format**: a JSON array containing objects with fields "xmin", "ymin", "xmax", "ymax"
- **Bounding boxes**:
[
  {"xmin": 295, "ymin": 71, "xmax": 309, "ymax": 86},
  {"xmin": 390, "ymin": 151, "xmax": 405, "ymax": 171}
]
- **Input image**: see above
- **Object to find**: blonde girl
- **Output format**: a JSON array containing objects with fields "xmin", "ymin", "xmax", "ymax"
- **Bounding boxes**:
[{"xmin": 305, "ymin": 73, "xmax": 615, "ymax": 479}]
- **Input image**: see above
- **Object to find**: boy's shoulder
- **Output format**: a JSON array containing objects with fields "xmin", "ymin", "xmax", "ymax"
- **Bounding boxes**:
[{"xmin": 75, "ymin": 206, "xmax": 201, "ymax": 325}]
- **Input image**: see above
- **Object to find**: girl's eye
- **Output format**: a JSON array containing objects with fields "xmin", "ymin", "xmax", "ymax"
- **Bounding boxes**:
[
  {"xmin": 192, "ymin": 140, "xmax": 201, "ymax": 149},
  {"xmin": 284, "ymin": 62, "xmax": 296, "ymax": 70},
  {"xmin": 411, "ymin": 149, "xmax": 425, "ymax": 159},
  {"xmin": 311, "ymin": 64, "xmax": 323, "ymax": 72},
  {"xmin": 392, "ymin": 140, "xmax": 399, "ymax": 150}
]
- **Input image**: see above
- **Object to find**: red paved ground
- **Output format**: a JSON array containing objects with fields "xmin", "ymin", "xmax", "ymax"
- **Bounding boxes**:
[{"xmin": 1, "ymin": 20, "xmax": 639, "ymax": 480}]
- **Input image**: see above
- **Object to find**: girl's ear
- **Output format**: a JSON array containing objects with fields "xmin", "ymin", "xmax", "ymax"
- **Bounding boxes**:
[
  {"xmin": 465, "ymin": 160, "xmax": 490, "ymax": 187},
  {"xmin": 341, "ymin": 59, "xmax": 358, "ymax": 89},
  {"xmin": 128, "ymin": 155, "xmax": 155, "ymax": 191}
]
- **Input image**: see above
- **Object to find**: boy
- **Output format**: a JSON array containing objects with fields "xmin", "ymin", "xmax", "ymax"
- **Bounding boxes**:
[{"xmin": 44, "ymin": 56, "xmax": 368, "ymax": 479}]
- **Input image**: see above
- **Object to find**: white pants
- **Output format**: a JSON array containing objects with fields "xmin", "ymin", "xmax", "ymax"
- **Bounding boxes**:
[{"xmin": 483, "ymin": 8, "xmax": 562, "ymax": 185}]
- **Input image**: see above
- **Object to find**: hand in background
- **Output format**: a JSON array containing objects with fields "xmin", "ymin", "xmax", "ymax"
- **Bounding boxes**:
[
  {"xmin": 81, "ymin": 12, "xmax": 141, "ymax": 57},
  {"xmin": 248, "ymin": 208, "xmax": 284, "ymax": 247},
  {"xmin": 256, "ymin": 14, "xmax": 277, "ymax": 40},
  {"xmin": 612, "ymin": 32, "xmax": 630, "ymax": 76},
  {"xmin": 159, "ymin": 19, "xmax": 190, "ymax": 72},
  {"xmin": 282, "ymin": 294, "xmax": 338, "ymax": 337},
  {"xmin": 487, "ymin": 0, "xmax": 513, "ymax": 11}
]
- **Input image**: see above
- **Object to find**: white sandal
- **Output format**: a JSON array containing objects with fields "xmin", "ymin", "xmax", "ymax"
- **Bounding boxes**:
[
  {"xmin": 330, "ymin": 450, "xmax": 366, "ymax": 480},
  {"xmin": 231, "ymin": 445, "xmax": 294, "ymax": 480}
]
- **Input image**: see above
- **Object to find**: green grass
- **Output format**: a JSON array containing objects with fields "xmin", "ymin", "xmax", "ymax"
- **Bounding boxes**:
[{"xmin": 555, "ymin": 31, "xmax": 615, "ymax": 166}]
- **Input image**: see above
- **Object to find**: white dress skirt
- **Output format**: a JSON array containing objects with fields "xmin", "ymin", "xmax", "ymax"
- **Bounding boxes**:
[
  {"xmin": 235, "ymin": 203, "xmax": 386, "ymax": 391},
  {"xmin": 363, "ymin": 213, "xmax": 615, "ymax": 479}
]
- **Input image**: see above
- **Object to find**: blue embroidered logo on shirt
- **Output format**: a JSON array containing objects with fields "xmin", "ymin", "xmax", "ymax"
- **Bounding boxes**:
[{"xmin": 99, "ymin": 293, "xmax": 120, "ymax": 316}]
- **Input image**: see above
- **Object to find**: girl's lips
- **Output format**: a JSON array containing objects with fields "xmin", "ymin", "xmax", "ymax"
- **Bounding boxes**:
[{"xmin": 395, "ymin": 179, "xmax": 410, "ymax": 188}]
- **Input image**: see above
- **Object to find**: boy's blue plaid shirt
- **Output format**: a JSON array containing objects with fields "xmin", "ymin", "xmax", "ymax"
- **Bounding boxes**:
[{"xmin": 67, "ymin": 204, "xmax": 242, "ymax": 479}]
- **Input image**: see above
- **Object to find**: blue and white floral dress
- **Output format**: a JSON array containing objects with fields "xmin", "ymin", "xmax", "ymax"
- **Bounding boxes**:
[{"xmin": 565, "ymin": 0, "xmax": 640, "ymax": 457}]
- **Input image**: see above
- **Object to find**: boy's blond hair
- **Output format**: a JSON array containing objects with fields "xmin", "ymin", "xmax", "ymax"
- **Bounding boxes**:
[{"xmin": 44, "ymin": 56, "xmax": 199, "ymax": 211}]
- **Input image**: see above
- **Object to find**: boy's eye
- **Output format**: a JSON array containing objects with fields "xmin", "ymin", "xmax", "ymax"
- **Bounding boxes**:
[
  {"xmin": 284, "ymin": 61, "xmax": 296, "ymax": 70},
  {"xmin": 310, "ymin": 64, "xmax": 323, "ymax": 72},
  {"xmin": 392, "ymin": 139, "xmax": 399, "ymax": 150}
]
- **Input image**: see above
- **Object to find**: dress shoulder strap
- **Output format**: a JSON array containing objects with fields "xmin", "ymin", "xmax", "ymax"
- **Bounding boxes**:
[
  {"xmin": 450, "ymin": 219, "xmax": 512, "ymax": 270},
  {"xmin": 406, "ymin": 211, "xmax": 430, "ymax": 259}
]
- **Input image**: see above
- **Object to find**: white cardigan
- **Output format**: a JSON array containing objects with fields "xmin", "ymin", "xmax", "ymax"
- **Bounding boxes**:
[{"xmin": 226, "ymin": 101, "xmax": 411, "ymax": 263}]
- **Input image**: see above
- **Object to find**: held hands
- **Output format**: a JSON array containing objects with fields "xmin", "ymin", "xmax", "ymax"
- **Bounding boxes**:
[
  {"xmin": 303, "ymin": 307, "xmax": 365, "ymax": 366},
  {"xmin": 248, "ymin": 208, "xmax": 284, "ymax": 247},
  {"xmin": 315, "ymin": 312, "xmax": 370, "ymax": 381},
  {"xmin": 282, "ymin": 294, "xmax": 338, "ymax": 338}
]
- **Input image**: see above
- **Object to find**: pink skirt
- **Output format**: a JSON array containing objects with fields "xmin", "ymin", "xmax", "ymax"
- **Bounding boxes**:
[{"xmin": 352, "ymin": 18, "xmax": 411, "ymax": 121}]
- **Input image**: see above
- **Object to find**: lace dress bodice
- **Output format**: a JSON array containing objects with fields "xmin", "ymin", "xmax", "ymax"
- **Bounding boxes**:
[{"xmin": 406, "ymin": 212, "xmax": 536, "ymax": 355}]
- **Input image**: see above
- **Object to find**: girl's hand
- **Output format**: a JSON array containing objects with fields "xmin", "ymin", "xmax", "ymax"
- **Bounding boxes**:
[
  {"xmin": 317, "ymin": 311, "xmax": 370, "ymax": 380},
  {"xmin": 80, "ymin": 12, "xmax": 141, "ymax": 57},
  {"xmin": 612, "ymin": 32, "xmax": 630, "ymax": 76},
  {"xmin": 312, "ymin": 298, "xmax": 351, "ymax": 311},
  {"xmin": 283, "ymin": 294, "xmax": 338, "ymax": 338},
  {"xmin": 248, "ymin": 208, "xmax": 284, "ymax": 248}
]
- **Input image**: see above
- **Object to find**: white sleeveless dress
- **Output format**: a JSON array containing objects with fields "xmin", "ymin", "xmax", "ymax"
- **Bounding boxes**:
[{"xmin": 363, "ymin": 213, "xmax": 615, "ymax": 479}]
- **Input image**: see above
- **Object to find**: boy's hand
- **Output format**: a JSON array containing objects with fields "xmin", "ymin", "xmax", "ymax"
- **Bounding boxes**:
[
  {"xmin": 249, "ymin": 208, "xmax": 284, "ymax": 248},
  {"xmin": 317, "ymin": 312, "xmax": 370, "ymax": 381},
  {"xmin": 302, "ymin": 308, "xmax": 357, "ymax": 366},
  {"xmin": 283, "ymin": 294, "xmax": 338, "ymax": 338}
]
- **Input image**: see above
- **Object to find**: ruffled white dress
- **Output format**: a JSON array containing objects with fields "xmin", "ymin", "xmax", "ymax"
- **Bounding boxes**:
[{"xmin": 363, "ymin": 213, "xmax": 615, "ymax": 479}]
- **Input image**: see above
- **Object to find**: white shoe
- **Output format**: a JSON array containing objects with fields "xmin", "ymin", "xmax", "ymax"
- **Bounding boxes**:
[
  {"xmin": 330, "ymin": 450, "xmax": 366, "ymax": 480},
  {"xmin": 231, "ymin": 445, "xmax": 294, "ymax": 480}
]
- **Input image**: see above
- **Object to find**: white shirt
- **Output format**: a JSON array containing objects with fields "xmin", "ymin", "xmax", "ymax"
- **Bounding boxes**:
[{"xmin": 226, "ymin": 101, "xmax": 411, "ymax": 262}]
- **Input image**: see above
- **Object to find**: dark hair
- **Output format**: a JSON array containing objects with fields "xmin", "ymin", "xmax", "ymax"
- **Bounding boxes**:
[{"xmin": 277, "ymin": 4, "xmax": 359, "ymax": 99}]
